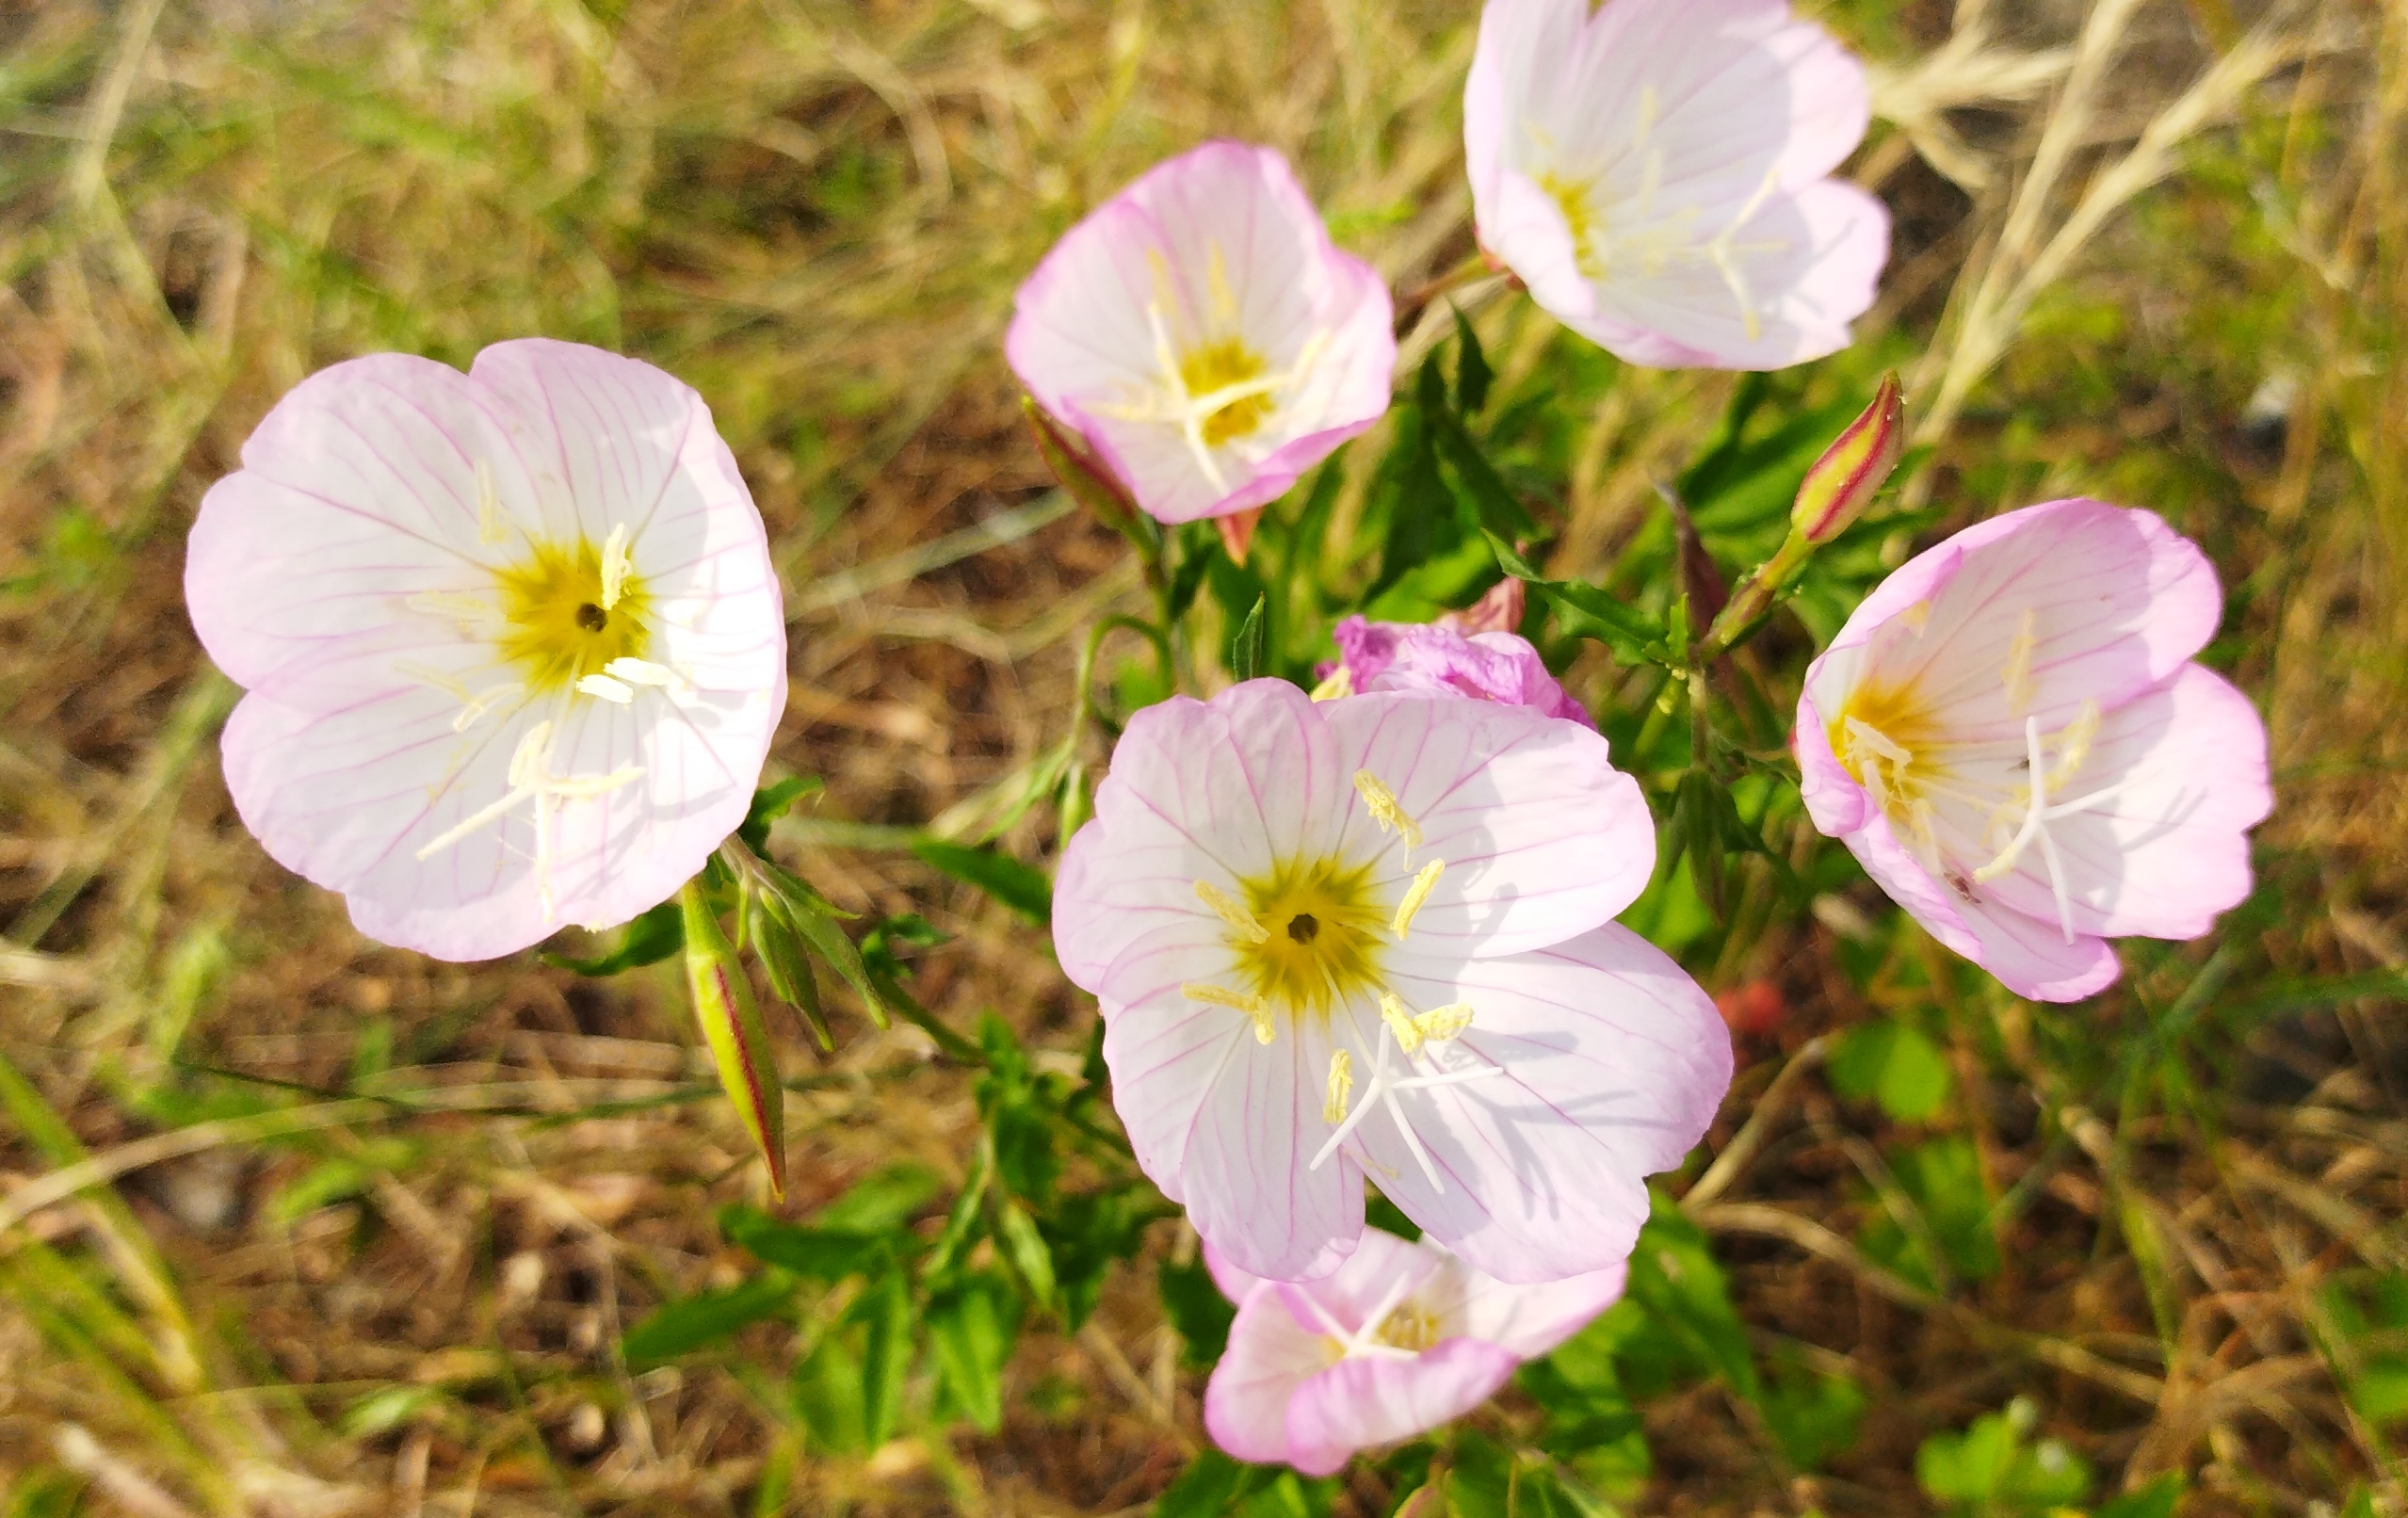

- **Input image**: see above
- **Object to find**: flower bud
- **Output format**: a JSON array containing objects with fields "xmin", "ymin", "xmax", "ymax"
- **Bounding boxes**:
[
  {"xmin": 1023, "ymin": 395, "xmax": 1148, "ymax": 548},
  {"xmin": 1792, "ymin": 372, "xmax": 1904, "ymax": 544},
  {"xmin": 680, "ymin": 882, "xmax": 786, "ymax": 1196}
]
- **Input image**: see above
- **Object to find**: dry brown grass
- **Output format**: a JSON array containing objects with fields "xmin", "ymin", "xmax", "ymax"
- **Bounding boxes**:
[{"xmin": 1, "ymin": 0, "xmax": 2404, "ymax": 1513}]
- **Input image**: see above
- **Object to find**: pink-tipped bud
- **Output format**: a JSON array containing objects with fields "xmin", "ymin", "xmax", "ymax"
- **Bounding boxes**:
[
  {"xmin": 681, "ymin": 883, "xmax": 786, "ymax": 1197},
  {"xmin": 1792, "ymin": 373, "xmax": 1905, "ymax": 544}
]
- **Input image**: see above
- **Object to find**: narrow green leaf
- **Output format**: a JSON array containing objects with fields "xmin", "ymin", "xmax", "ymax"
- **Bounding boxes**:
[
  {"xmin": 747, "ymin": 889, "xmax": 831, "ymax": 1051},
  {"xmin": 622, "ymin": 1271, "xmax": 796, "ymax": 1368},
  {"xmin": 1430, "ymin": 410, "xmax": 1535, "ymax": 541},
  {"xmin": 911, "ymin": 838, "xmax": 1053, "ymax": 926},
  {"xmin": 925, "ymin": 1272, "xmax": 1020, "ymax": 1433},
  {"xmin": 719, "ymin": 1207, "xmax": 892, "ymax": 1282},
  {"xmin": 995, "ymin": 1197, "xmax": 1059, "ymax": 1312},
  {"xmin": 541, "ymin": 897, "xmax": 683, "ymax": 976},
  {"xmin": 816, "ymin": 1163, "xmax": 946, "ymax": 1234},
  {"xmin": 853, "ymin": 1269, "xmax": 913, "ymax": 1448},
  {"xmin": 1452, "ymin": 303, "xmax": 1493, "ymax": 415},
  {"xmin": 1229, "ymin": 592, "xmax": 1267, "ymax": 683},
  {"xmin": 739, "ymin": 775, "xmax": 825, "ymax": 853}
]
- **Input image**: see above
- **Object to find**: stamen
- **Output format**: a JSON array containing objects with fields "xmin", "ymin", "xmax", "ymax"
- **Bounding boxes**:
[
  {"xmin": 475, "ymin": 458, "xmax": 506, "ymax": 546},
  {"xmin": 414, "ymin": 720, "xmax": 643, "ymax": 924},
  {"xmin": 2047, "ymin": 699, "xmax": 2100, "ymax": 791},
  {"xmin": 1206, "ymin": 242, "xmax": 1237, "ymax": 326},
  {"xmin": 1843, "ymin": 718, "xmax": 1913, "ymax": 768},
  {"xmin": 1380, "ymin": 993, "xmax": 1426, "ymax": 1057},
  {"xmin": 408, "ymin": 589, "xmax": 496, "ymax": 623},
  {"xmin": 604, "ymin": 657, "xmax": 680, "ymax": 687},
  {"xmin": 1972, "ymin": 717, "xmax": 2052, "ymax": 885},
  {"xmin": 1323, "ymin": 1049, "xmax": 1354, "ymax": 1124},
  {"xmin": 598, "ymin": 524, "xmax": 633, "ymax": 611},
  {"xmin": 576, "ymin": 674, "xmax": 635, "ymax": 704},
  {"xmin": 1193, "ymin": 880, "xmax": 1269, "ymax": 944},
  {"xmin": 1310, "ymin": 1034, "xmax": 1387, "ymax": 1169},
  {"xmin": 1309, "ymin": 666, "xmax": 1355, "ymax": 702},
  {"xmin": 1181, "ymin": 982, "xmax": 1274, "ymax": 1042},
  {"xmin": 1353, "ymin": 771, "xmax": 1424, "ymax": 857},
  {"xmin": 452, "ymin": 684, "xmax": 521, "ymax": 734},
  {"xmin": 1390, "ymin": 860, "xmax": 1446, "ymax": 940},
  {"xmin": 1413, "ymin": 1004, "xmax": 1473, "ymax": 1045},
  {"xmin": 395, "ymin": 661, "xmax": 473, "ymax": 703},
  {"xmin": 2002, "ymin": 608, "xmax": 2038, "ymax": 718}
]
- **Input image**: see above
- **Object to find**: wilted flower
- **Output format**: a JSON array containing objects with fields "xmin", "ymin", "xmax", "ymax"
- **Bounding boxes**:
[
  {"xmin": 1319, "ymin": 613, "xmax": 1589, "ymax": 723},
  {"xmin": 1797, "ymin": 499, "xmax": 2271, "ymax": 1001},
  {"xmin": 1006, "ymin": 141, "xmax": 1397, "ymax": 527},
  {"xmin": 187, "ymin": 339, "xmax": 787, "ymax": 961},
  {"xmin": 1464, "ymin": 0, "xmax": 1890, "ymax": 369},
  {"xmin": 1054, "ymin": 679, "xmax": 1729, "ymax": 1284},
  {"xmin": 1203, "ymin": 1231, "xmax": 1624, "ymax": 1475}
]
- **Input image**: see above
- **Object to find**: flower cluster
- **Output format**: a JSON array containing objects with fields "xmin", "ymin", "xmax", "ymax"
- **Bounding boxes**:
[{"xmin": 177, "ymin": 0, "xmax": 2279, "ymax": 1481}]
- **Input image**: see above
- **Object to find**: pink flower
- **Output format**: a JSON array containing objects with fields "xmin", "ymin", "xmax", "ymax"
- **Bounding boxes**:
[
  {"xmin": 1325, "ymin": 614, "xmax": 1590, "ymax": 724},
  {"xmin": 1203, "ymin": 1231, "xmax": 1624, "ymax": 1476},
  {"xmin": 1006, "ymin": 141, "xmax": 1397, "ymax": 525},
  {"xmin": 1797, "ymin": 499, "xmax": 2272, "ymax": 1001},
  {"xmin": 1054, "ymin": 679, "xmax": 1729, "ymax": 1284},
  {"xmin": 186, "ymin": 339, "xmax": 787, "ymax": 961},
  {"xmin": 1464, "ymin": 0, "xmax": 1890, "ymax": 369}
]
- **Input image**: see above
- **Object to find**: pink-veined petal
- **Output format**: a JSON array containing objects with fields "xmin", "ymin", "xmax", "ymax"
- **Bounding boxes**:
[
  {"xmin": 1203, "ymin": 1287, "xmax": 1340, "ymax": 1467},
  {"xmin": 1428, "ymin": 1256, "xmax": 1628, "ymax": 1358},
  {"xmin": 1097, "ymin": 912, "xmax": 1366, "ymax": 1280},
  {"xmin": 1284, "ymin": 1340, "xmax": 1522, "ymax": 1476},
  {"xmin": 1344, "ymin": 927, "xmax": 1731, "ymax": 1283},
  {"xmin": 1324, "ymin": 694, "xmax": 1652, "ymax": 958}
]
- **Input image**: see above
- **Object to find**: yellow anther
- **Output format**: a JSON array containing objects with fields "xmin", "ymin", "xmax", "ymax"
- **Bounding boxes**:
[
  {"xmin": 1353, "ymin": 771, "xmax": 1423, "ymax": 854},
  {"xmin": 2001, "ymin": 607, "xmax": 2038, "ymax": 718},
  {"xmin": 475, "ymin": 458, "xmax": 506, "ymax": 546},
  {"xmin": 1414, "ymin": 1004, "xmax": 1474, "ymax": 1045},
  {"xmin": 1194, "ymin": 880, "xmax": 1269, "ymax": 944},
  {"xmin": 1182, "ymin": 982, "xmax": 1275, "ymax": 1042},
  {"xmin": 1206, "ymin": 242, "xmax": 1238, "ymax": 325},
  {"xmin": 599, "ymin": 523, "xmax": 634, "ymax": 611},
  {"xmin": 1323, "ymin": 1049, "xmax": 1354, "ymax": 1124},
  {"xmin": 1380, "ymin": 993, "xmax": 1425, "ymax": 1058},
  {"xmin": 1310, "ymin": 666, "xmax": 1355, "ymax": 702},
  {"xmin": 2048, "ymin": 699, "xmax": 2100, "ymax": 790},
  {"xmin": 1391, "ymin": 859, "xmax": 1446, "ymax": 940}
]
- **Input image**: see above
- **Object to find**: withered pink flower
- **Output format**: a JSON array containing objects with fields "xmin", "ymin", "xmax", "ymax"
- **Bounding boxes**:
[
  {"xmin": 1007, "ymin": 141, "xmax": 1397, "ymax": 526},
  {"xmin": 187, "ymin": 339, "xmax": 787, "ymax": 961},
  {"xmin": 1797, "ymin": 499, "xmax": 2271, "ymax": 1001},
  {"xmin": 1465, "ymin": 0, "xmax": 1890, "ymax": 369},
  {"xmin": 1322, "ymin": 613, "xmax": 1589, "ymax": 724},
  {"xmin": 1204, "ymin": 1231, "xmax": 1624, "ymax": 1475}
]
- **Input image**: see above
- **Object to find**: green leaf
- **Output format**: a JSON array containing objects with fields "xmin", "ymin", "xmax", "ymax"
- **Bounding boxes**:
[
  {"xmin": 1916, "ymin": 1399, "xmax": 2092, "ymax": 1515},
  {"xmin": 911, "ymin": 838, "xmax": 1053, "ymax": 926},
  {"xmin": 1152, "ymin": 1449, "xmax": 1253, "ymax": 1518},
  {"xmin": 739, "ymin": 774, "xmax": 824, "ymax": 853},
  {"xmin": 541, "ymin": 897, "xmax": 683, "ymax": 976},
  {"xmin": 768, "ymin": 879, "xmax": 886, "ymax": 1025},
  {"xmin": 1430, "ymin": 410, "xmax": 1536, "ymax": 541},
  {"xmin": 1229, "ymin": 592, "xmax": 1267, "ymax": 683},
  {"xmin": 1828, "ymin": 1019, "xmax": 1954, "ymax": 1123},
  {"xmin": 791, "ymin": 1327, "xmax": 867, "ymax": 1453},
  {"xmin": 746, "ymin": 889, "xmax": 831, "ymax": 1051},
  {"xmin": 853, "ymin": 1268, "xmax": 913, "ymax": 1449},
  {"xmin": 1452, "ymin": 303, "xmax": 1493, "ymax": 415},
  {"xmin": 5, "ymin": 1469, "xmax": 87, "ymax": 1518},
  {"xmin": 1484, "ymin": 531, "xmax": 1663, "ymax": 667},
  {"xmin": 2094, "ymin": 1474, "xmax": 2185, "ymax": 1518},
  {"xmin": 995, "ymin": 1197, "xmax": 1059, "ymax": 1312},
  {"xmin": 1616, "ymin": 1193, "xmax": 1759, "ymax": 1400},
  {"xmin": 1759, "ymin": 1350, "xmax": 1865, "ymax": 1471},
  {"xmin": 1043, "ymin": 1184, "xmax": 1171, "ymax": 1331},
  {"xmin": 622, "ymin": 1271, "xmax": 797, "ymax": 1368},
  {"xmin": 925, "ymin": 1271, "xmax": 1021, "ymax": 1434},
  {"xmin": 818, "ymin": 1163, "xmax": 946, "ymax": 1234},
  {"xmin": 719, "ymin": 1208, "xmax": 891, "ymax": 1282},
  {"xmin": 1159, "ymin": 1253, "xmax": 1237, "ymax": 1367},
  {"xmin": 1446, "ymin": 1430, "xmax": 1514, "ymax": 1518},
  {"xmin": 341, "ymin": 1384, "xmax": 440, "ymax": 1438}
]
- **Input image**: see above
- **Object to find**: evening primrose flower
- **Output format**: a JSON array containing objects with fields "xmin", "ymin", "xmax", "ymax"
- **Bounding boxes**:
[
  {"xmin": 1203, "ymin": 1231, "xmax": 1624, "ymax": 1475},
  {"xmin": 1797, "ymin": 499, "xmax": 2271, "ymax": 1001},
  {"xmin": 1465, "ymin": 0, "xmax": 1890, "ymax": 369},
  {"xmin": 1006, "ymin": 141, "xmax": 1397, "ymax": 527},
  {"xmin": 1318, "ymin": 613, "xmax": 1590, "ymax": 723},
  {"xmin": 187, "ymin": 339, "xmax": 787, "ymax": 961},
  {"xmin": 1054, "ymin": 679, "xmax": 1729, "ymax": 1284}
]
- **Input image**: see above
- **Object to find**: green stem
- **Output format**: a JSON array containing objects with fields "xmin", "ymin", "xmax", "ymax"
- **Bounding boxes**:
[{"xmin": 1696, "ymin": 526, "xmax": 1813, "ymax": 665}]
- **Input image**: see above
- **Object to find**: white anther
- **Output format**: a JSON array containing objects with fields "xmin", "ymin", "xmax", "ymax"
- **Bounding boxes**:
[
  {"xmin": 452, "ymin": 683, "xmax": 521, "ymax": 733},
  {"xmin": 576, "ymin": 674, "xmax": 635, "ymax": 704},
  {"xmin": 604, "ymin": 657, "xmax": 680, "ymax": 687},
  {"xmin": 1309, "ymin": 666, "xmax": 1355, "ymax": 702},
  {"xmin": 598, "ymin": 524, "xmax": 633, "ymax": 611},
  {"xmin": 1324, "ymin": 1049, "xmax": 1354, "ymax": 1125}
]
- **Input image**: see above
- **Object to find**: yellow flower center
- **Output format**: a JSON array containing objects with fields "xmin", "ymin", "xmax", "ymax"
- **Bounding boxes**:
[
  {"xmin": 1538, "ymin": 170, "xmax": 1605, "ymax": 279},
  {"xmin": 1229, "ymin": 853, "xmax": 1387, "ymax": 1023},
  {"xmin": 1178, "ymin": 337, "xmax": 1274, "ymax": 447},
  {"xmin": 493, "ymin": 535, "xmax": 652, "ymax": 695},
  {"xmin": 1373, "ymin": 1301, "xmax": 1443, "ymax": 1354}
]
